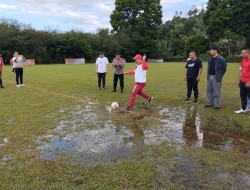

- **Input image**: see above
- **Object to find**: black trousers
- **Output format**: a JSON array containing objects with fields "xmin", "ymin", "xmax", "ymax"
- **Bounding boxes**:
[
  {"xmin": 239, "ymin": 81, "xmax": 250, "ymax": 110},
  {"xmin": 187, "ymin": 78, "xmax": 198, "ymax": 99},
  {"xmin": 113, "ymin": 73, "xmax": 124, "ymax": 91},
  {"xmin": 97, "ymin": 72, "xmax": 106, "ymax": 88},
  {"xmin": 15, "ymin": 68, "xmax": 23, "ymax": 85}
]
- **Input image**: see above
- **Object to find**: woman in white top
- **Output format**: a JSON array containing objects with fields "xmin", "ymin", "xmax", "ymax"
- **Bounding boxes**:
[{"xmin": 12, "ymin": 52, "xmax": 25, "ymax": 87}]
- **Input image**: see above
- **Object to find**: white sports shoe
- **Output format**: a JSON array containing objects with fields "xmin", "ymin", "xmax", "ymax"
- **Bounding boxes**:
[
  {"xmin": 21, "ymin": 84, "xmax": 26, "ymax": 87},
  {"xmin": 16, "ymin": 85, "xmax": 21, "ymax": 88},
  {"xmin": 234, "ymin": 108, "xmax": 247, "ymax": 114}
]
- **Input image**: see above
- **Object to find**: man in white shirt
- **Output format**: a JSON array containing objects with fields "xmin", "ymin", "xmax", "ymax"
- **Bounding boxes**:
[{"xmin": 95, "ymin": 52, "xmax": 109, "ymax": 90}]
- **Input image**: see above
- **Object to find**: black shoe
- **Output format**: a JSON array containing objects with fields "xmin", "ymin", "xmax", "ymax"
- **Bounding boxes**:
[
  {"xmin": 204, "ymin": 104, "xmax": 212, "ymax": 108},
  {"xmin": 148, "ymin": 97, "xmax": 153, "ymax": 103},
  {"xmin": 0, "ymin": 86, "xmax": 4, "ymax": 89},
  {"xmin": 193, "ymin": 99, "xmax": 198, "ymax": 104},
  {"xmin": 120, "ymin": 91, "xmax": 123, "ymax": 93},
  {"xmin": 184, "ymin": 98, "xmax": 191, "ymax": 102},
  {"xmin": 112, "ymin": 90, "xmax": 116, "ymax": 92},
  {"xmin": 124, "ymin": 106, "xmax": 131, "ymax": 112},
  {"xmin": 214, "ymin": 107, "xmax": 221, "ymax": 110}
]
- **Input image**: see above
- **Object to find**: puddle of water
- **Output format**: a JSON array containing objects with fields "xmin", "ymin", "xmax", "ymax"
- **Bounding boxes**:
[
  {"xmin": 37, "ymin": 104, "xmax": 250, "ymax": 167},
  {"xmin": 159, "ymin": 105, "xmax": 250, "ymax": 154}
]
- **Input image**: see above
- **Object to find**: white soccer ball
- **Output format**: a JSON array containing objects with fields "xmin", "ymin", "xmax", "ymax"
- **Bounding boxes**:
[{"xmin": 111, "ymin": 102, "xmax": 119, "ymax": 109}]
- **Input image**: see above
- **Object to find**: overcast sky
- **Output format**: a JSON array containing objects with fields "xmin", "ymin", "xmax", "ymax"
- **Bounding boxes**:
[{"xmin": 0, "ymin": 0, "xmax": 208, "ymax": 33}]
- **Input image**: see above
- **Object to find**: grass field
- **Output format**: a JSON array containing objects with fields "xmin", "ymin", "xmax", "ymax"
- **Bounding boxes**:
[{"xmin": 0, "ymin": 63, "xmax": 249, "ymax": 189}]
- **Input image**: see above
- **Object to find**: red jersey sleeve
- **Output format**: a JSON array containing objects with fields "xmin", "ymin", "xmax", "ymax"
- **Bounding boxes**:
[
  {"xmin": 142, "ymin": 62, "xmax": 148, "ymax": 70},
  {"xmin": 128, "ymin": 70, "xmax": 135, "ymax": 75}
]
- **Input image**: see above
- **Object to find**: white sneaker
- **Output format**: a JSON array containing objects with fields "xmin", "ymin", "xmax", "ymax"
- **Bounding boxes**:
[
  {"xmin": 234, "ymin": 108, "xmax": 247, "ymax": 114},
  {"xmin": 21, "ymin": 84, "xmax": 26, "ymax": 87},
  {"xmin": 16, "ymin": 85, "xmax": 21, "ymax": 88}
]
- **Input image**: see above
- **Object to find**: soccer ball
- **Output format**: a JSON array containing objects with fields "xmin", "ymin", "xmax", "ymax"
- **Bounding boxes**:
[{"xmin": 111, "ymin": 102, "xmax": 119, "ymax": 109}]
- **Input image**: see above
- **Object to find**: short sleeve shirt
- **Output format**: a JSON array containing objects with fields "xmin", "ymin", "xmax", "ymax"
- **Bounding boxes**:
[
  {"xmin": 241, "ymin": 58, "xmax": 250, "ymax": 83},
  {"xmin": 185, "ymin": 59, "xmax": 202, "ymax": 78},
  {"xmin": 96, "ymin": 57, "xmax": 109, "ymax": 73}
]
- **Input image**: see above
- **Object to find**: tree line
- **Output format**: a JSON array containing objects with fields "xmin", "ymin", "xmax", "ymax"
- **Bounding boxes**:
[{"xmin": 0, "ymin": 0, "xmax": 249, "ymax": 64}]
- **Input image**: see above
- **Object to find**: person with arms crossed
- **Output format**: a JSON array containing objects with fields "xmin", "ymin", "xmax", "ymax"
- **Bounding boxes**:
[
  {"xmin": 184, "ymin": 50, "xmax": 202, "ymax": 104},
  {"xmin": 204, "ymin": 45, "xmax": 227, "ymax": 110},
  {"xmin": 234, "ymin": 48, "xmax": 250, "ymax": 114},
  {"xmin": 112, "ymin": 52, "xmax": 125, "ymax": 93},
  {"xmin": 12, "ymin": 52, "xmax": 26, "ymax": 87},
  {"xmin": 124, "ymin": 54, "xmax": 153, "ymax": 111},
  {"xmin": 96, "ymin": 52, "xmax": 109, "ymax": 90},
  {"xmin": 0, "ymin": 54, "xmax": 4, "ymax": 88}
]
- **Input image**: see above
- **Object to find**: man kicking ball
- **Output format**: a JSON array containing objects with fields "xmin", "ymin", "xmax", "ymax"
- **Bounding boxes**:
[{"xmin": 124, "ymin": 54, "xmax": 153, "ymax": 111}]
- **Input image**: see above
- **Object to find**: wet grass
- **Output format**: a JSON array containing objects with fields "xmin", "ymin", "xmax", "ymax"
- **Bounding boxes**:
[{"xmin": 0, "ymin": 63, "xmax": 249, "ymax": 189}]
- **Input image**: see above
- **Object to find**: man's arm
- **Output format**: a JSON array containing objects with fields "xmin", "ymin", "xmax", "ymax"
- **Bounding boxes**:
[
  {"xmin": 112, "ymin": 59, "xmax": 116, "ymax": 67},
  {"xmin": 197, "ymin": 68, "xmax": 202, "ymax": 81},
  {"xmin": 124, "ymin": 70, "xmax": 135, "ymax": 75},
  {"xmin": 120, "ymin": 59, "xmax": 125, "ymax": 67},
  {"xmin": 237, "ymin": 66, "xmax": 242, "ymax": 87},
  {"xmin": 96, "ymin": 64, "xmax": 98, "ymax": 73},
  {"xmin": 221, "ymin": 57, "xmax": 227, "ymax": 74},
  {"xmin": 184, "ymin": 69, "xmax": 187, "ymax": 80}
]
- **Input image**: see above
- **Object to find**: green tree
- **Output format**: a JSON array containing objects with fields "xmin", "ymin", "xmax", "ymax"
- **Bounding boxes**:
[
  {"xmin": 204, "ymin": 0, "xmax": 250, "ymax": 49},
  {"xmin": 185, "ymin": 35, "xmax": 208, "ymax": 55},
  {"xmin": 225, "ymin": 0, "xmax": 250, "ymax": 47},
  {"xmin": 203, "ymin": 0, "xmax": 231, "ymax": 42},
  {"xmin": 110, "ymin": 0, "xmax": 162, "ymax": 57}
]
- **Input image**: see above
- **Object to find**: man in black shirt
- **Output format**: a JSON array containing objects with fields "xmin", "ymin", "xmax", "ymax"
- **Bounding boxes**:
[
  {"xmin": 184, "ymin": 51, "xmax": 203, "ymax": 104},
  {"xmin": 204, "ymin": 45, "xmax": 227, "ymax": 110}
]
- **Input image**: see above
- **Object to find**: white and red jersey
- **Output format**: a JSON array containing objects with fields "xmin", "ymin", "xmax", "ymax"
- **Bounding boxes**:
[{"xmin": 128, "ymin": 61, "xmax": 148, "ymax": 83}]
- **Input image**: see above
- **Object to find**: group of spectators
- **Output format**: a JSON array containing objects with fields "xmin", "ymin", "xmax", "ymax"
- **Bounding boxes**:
[{"xmin": 95, "ymin": 45, "xmax": 250, "ymax": 117}]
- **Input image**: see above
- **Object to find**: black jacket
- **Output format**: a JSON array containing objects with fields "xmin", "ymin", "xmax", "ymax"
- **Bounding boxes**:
[{"xmin": 207, "ymin": 55, "xmax": 227, "ymax": 82}]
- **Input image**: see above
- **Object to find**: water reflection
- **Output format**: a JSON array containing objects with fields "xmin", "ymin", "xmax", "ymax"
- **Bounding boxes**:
[
  {"xmin": 182, "ymin": 106, "xmax": 203, "ymax": 148},
  {"xmin": 182, "ymin": 106, "xmax": 249, "ymax": 154},
  {"xmin": 37, "ymin": 104, "xmax": 249, "ymax": 166}
]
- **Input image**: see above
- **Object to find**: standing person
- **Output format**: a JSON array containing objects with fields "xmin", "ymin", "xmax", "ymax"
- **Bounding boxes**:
[
  {"xmin": 12, "ymin": 52, "xmax": 26, "ymax": 87},
  {"xmin": 112, "ymin": 52, "xmax": 125, "ymax": 93},
  {"xmin": 124, "ymin": 54, "xmax": 153, "ymax": 111},
  {"xmin": 142, "ymin": 53, "xmax": 146, "ymax": 61},
  {"xmin": 184, "ymin": 51, "xmax": 203, "ymax": 104},
  {"xmin": 0, "ymin": 54, "xmax": 4, "ymax": 88},
  {"xmin": 95, "ymin": 52, "xmax": 109, "ymax": 90},
  {"xmin": 204, "ymin": 45, "xmax": 227, "ymax": 110},
  {"xmin": 234, "ymin": 48, "xmax": 250, "ymax": 114}
]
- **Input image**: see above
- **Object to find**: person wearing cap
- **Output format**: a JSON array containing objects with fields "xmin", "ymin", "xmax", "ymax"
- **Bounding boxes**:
[
  {"xmin": 112, "ymin": 52, "xmax": 125, "ymax": 93},
  {"xmin": 204, "ymin": 45, "xmax": 227, "ymax": 110},
  {"xmin": 124, "ymin": 54, "xmax": 153, "ymax": 111},
  {"xmin": 12, "ymin": 52, "xmax": 26, "ymax": 87},
  {"xmin": 95, "ymin": 52, "xmax": 109, "ymax": 90},
  {"xmin": 0, "ymin": 53, "xmax": 4, "ymax": 88},
  {"xmin": 234, "ymin": 48, "xmax": 250, "ymax": 114}
]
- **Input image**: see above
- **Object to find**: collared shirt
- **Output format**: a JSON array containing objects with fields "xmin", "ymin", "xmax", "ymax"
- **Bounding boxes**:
[{"xmin": 112, "ymin": 58, "xmax": 125, "ymax": 74}]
